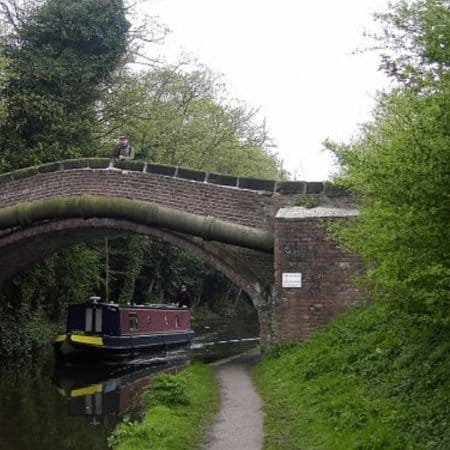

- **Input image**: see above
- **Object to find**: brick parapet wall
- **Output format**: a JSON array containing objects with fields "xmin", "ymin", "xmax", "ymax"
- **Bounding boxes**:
[
  {"xmin": 0, "ymin": 169, "xmax": 273, "ymax": 228},
  {"xmin": 272, "ymin": 213, "xmax": 364, "ymax": 343},
  {"xmin": 0, "ymin": 159, "xmax": 354, "ymax": 230},
  {"xmin": 0, "ymin": 158, "xmax": 350, "ymax": 196}
]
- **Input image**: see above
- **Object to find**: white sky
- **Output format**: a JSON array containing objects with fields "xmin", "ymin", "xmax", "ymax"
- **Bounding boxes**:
[{"xmin": 138, "ymin": 0, "xmax": 392, "ymax": 180}]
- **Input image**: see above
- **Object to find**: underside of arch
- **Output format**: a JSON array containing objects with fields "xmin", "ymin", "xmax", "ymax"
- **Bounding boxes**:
[{"xmin": 0, "ymin": 218, "xmax": 270, "ymax": 306}]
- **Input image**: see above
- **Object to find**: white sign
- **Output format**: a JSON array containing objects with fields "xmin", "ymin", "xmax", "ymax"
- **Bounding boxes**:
[{"xmin": 282, "ymin": 272, "xmax": 302, "ymax": 288}]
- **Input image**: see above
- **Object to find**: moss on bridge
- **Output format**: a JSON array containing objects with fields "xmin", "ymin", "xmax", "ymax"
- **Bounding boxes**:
[{"xmin": 0, "ymin": 195, "xmax": 274, "ymax": 252}]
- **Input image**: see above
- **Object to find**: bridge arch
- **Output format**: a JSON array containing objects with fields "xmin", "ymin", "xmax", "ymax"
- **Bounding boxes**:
[{"xmin": 0, "ymin": 217, "xmax": 270, "ymax": 306}]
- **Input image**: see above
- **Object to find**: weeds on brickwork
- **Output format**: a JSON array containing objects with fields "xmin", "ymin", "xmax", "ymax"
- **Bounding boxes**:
[{"xmin": 293, "ymin": 196, "xmax": 319, "ymax": 209}]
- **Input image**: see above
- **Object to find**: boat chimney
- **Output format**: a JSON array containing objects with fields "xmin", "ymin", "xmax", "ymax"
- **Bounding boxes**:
[{"xmin": 90, "ymin": 296, "xmax": 101, "ymax": 304}]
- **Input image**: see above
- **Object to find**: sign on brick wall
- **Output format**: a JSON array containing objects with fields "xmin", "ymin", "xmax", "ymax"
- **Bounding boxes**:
[{"xmin": 282, "ymin": 272, "xmax": 302, "ymax": 288}]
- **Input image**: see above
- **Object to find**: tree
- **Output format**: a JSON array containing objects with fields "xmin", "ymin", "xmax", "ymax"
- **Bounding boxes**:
[
  {"xmin": 0, "ymin": 55, "xmax": 7, "ymax": 122},
  {"xmin": 0, "ymin": 55, "xmax": 8, "ymax": 170},
  {"xmin": 328, "ymin": 0, "xmax": 450, "ymax": 324},
  {"xmin": 0, "ymin": 0, "xmax": 130, "ymax": 171},
  {"xmin": 96, "ymin": 65, "xmax": 281, "ymax": 179},
  {"xmin": 0, "ymin": 0, "xmax": 130, "ymax": 357},
  {"xmin": 373, "ymin": 0, "xmax": 449, "ymax": 91}
]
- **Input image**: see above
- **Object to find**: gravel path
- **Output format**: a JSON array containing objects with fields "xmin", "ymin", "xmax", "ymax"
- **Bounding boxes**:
[{"xmin": 204, "ymin": 352, "xmax": 264, "ymax": 450}]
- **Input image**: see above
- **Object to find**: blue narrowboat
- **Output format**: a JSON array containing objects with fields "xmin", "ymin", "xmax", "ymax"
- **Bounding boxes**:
[{"xmin": 54, "ymin": 297, "xmax": 194, "ymax": 362}]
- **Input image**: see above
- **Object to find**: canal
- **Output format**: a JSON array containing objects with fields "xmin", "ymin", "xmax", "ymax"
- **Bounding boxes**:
[{"xmin": 0, "ymin": 317, "xmax": 259, "ymax": 450}]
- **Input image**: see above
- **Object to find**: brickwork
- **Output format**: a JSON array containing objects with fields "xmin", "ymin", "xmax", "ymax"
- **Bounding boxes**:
[
  {"xmin": 0, "ymin": 159, "xmax": 354, "ymax": 225},
  {"xmin": 0, "ymin": 169, "xmax": 273, "ymax": 228},
  {"xmin": 272, "ymin": 210, "xmax": 364, "ymax": 343}
]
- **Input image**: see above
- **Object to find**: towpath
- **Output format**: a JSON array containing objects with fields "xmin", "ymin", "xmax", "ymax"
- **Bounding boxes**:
[{"xmin": 204, "ymin": 352, "xmax": 264, "ymax": 450}]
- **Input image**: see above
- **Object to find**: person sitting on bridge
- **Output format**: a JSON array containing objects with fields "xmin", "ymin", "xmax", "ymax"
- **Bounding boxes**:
[
  {"xmin": 176, "ymin": 284, "xmax": 192, "ymax": 308},
  {"xmin": 112, "ymin": 135, "xmax": 135, "ymax": 160}
]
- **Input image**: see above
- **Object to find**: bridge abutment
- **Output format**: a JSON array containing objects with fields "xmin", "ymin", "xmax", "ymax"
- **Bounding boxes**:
[{"xmin": 269, "ymin": 207, "xmax": 364, "ymax": 344}]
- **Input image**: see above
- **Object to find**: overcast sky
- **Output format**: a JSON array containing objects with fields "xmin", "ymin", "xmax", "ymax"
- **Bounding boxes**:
[{"xmin": 138, "ymin": 0, "xmax": 392, "ymax": 180}]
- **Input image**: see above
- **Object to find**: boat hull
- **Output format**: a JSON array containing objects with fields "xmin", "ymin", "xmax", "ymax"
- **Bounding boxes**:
[{"xmin": 54, "ymin": 331, "xmax": 194, "ymax": 363}]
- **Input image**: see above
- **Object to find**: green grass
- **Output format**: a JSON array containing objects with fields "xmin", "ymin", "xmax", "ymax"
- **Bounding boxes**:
[
  {"xmin": 254, "ymin": 303, "xmax": 450, "ymax": 450},
  {"xmin": 109, "ymin": 363, "xmax": 219, "ymax": 450}
]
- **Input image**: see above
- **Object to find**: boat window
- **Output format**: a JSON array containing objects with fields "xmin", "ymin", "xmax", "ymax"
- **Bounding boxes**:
[
  {"xmin": 175, "ymin": 315, "xmax": 180, "ymax": 328},
  {"xmin": 95, "ymin": 309, "xmax": 103, "ymax": 333},
  {"xmin": 85, "ymin": 308, "xmax": 93, "ymax": 332},
  {"xmin": 147, "ymin": 315, "xmax": 152, "ymax": 325},
  {"xmin": 164, "ymin": 316, "xmax": 169, "ymax": 326},
  {"xmin": 128, "ymin": 313, "xmax": 139, "ymax": 330}
]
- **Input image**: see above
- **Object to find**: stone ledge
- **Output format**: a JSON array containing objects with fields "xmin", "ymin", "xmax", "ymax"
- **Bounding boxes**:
[
  {"xmin": 0, "ymin": 158, "xmax": 342, "ymax": 195},
  {"xmin": 276, "ymin": 206, "xmax": 359, "ymax": 219}
]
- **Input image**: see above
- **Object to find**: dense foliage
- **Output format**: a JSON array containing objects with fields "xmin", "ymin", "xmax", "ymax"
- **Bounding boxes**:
[
  {"xmin": 0, "ymin": 245, "xmax": 102, "ymax": 357},
  {"xmin": 100, "ymin": 236, "xmax": 249, "ymax": 310},
  {"xmin": 373, "ymin": 0, "xmax": 449, "ymax": 90},
  {"xmin": 328, "ymin": 0, "xmax": 449, "ymax": 325},
  {"xmin": 0, "ymin": 0, "xmax": 130, "ymax": 171}
]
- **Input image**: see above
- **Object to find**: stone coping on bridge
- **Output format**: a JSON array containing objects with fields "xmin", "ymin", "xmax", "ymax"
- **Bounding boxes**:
[
  {"xmin": 0, "ymin": 158, "xmax": 349, "ymax": 196},
  {"xmin": 276, "ymin": 206, "xmax": 359, "ymax": 219}
]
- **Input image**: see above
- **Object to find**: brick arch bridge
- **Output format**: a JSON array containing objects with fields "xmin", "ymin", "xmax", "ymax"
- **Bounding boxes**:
[{"xmin": 0, "ymin": 158, "xmax": 363, "ymax": 348}]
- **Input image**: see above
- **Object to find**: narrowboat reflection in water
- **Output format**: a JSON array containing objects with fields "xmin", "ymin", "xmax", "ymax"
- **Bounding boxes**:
[
  {"xmin": 54, "ymin": 356, "xmax": 190, "ymax": 418},
  {"xmin": 54, "ymin": 297, "xmax": 194, "ymax": 363}
]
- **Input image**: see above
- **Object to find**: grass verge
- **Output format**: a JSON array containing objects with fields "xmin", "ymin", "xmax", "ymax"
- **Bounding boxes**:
[
  {"xmin": 254, "ymin": 303, "xmax": 449, "ymax": 450},
  {"xmin": 108, "ymin": 362, "xmax": 219, "ymax": 450}
]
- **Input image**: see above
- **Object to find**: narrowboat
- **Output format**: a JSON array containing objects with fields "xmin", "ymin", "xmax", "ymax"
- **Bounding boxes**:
[{"xmin": 54, "ymin": 297, "xmax": 194, "ymax": 362}]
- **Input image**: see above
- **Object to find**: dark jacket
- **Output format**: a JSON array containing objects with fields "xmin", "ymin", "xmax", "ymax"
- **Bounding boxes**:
[{"xmin": 176, "ymin": 291, "xmax": 192, "ymax": 308}]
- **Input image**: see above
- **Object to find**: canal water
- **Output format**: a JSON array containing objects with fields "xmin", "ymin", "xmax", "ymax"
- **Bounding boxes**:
[{"xmin": 0, "ymin": 317, "xmax": 259, "ymax": 450}]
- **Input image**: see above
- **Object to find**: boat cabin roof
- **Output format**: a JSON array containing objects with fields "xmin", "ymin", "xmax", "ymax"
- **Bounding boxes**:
[{"xmin": 78, "ymin": 300, "xmax": 185, "ymax": 311}]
